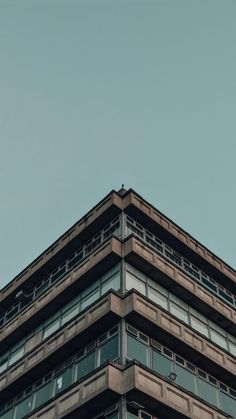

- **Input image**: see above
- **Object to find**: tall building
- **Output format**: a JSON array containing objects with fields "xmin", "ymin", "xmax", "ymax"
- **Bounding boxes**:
[{"xmin": 0, "ymin": 188, "xmax": 235, "ymax": 419}]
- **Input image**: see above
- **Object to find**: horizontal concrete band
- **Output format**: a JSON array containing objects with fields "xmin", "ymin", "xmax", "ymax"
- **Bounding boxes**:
[
  {"xmin": 124, "ymin": 237, "xmax": 236, "ymax": 327},
  {"xmin": 0, "ymin": 238, "xmax": 122, "ymax": 346},
  {"xmin": 27, "ymin": 364, "xmax": 229, "ymax": 419},
  {"xmin": 1, "ymin": 291, "xmax": 235, "ymax": 397}
]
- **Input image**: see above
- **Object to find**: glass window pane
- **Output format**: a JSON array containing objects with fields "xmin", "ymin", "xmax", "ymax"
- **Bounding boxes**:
[
  {"xmin": 228, "ymin": 340, "xmax": 236, "ymax": 356},
  {"xmin": 0, "ymin": 409, "xmax": 14, "ymax": 419},
  {"xmin": 170, "ymin": 302, "xmax": 188, "ymax": 324},
  {"xmin": 15, "ymin": 395, "xmax": 33, "ymax": 419},
  {"xmin": 0, "ymin": 356, "xmax": 8, "ymax": 373},
  {"xmin": 101, "ymin": 273, "xmax": 120, "ymax": 295},
  {"xmin": 43, "ymin": 318, "xmax": 60, "ymax": 340},
  {"xmin": 148, "ymin": 287, "xmax": 168, "ymax": 310},
  {"xmin": 126, "ymin": 273, "xmax": 146, "ymax": 294},
  {"xmin": 81, "ymin": 289, "xmax": 100, "ymax": 311},
  {"xmin": 54, "ymin": 366, "xmax": 73, "ymax": 396},
  {"xmin": 210, "ymin": 329, "xmax": 228, "ymax": 350},
  {"xmin": 100, "ymin": 335, "xmax": 119, "ymax": 365},
  {"xmin": 9, "ymin": 346, "xmax": 24, "ymax": 366},
  {"xmin": 127, "ymin": 335, "xmax": 148, "ymax": 366},
  {"xmin": 77, "ymin": 351, "xmax": 96, "ymax": 381},
  {"xmin": 34, "ymin": 381, "xmax": 52, "ymax": 409},
  {"xmin": 190, "ymin": 316, "xmax": 209, "ymax": 337},
  {"xmin": 61, "ymin": 304, "xmax": 79, "ymax": 325},
  {"xmin": 198, "ymin": 379, "xmax": 219, "ymax": 408},
  {"xmin": 152, "ymin": 350, "xmax": 173, "ymax": 377},
  {"xmin": 220, "ymin": 391, "xmax": 236, "ymax": 417},
  {"xmin": 175, "ymin": 365, "xmax": 197, "ymax": 395}
]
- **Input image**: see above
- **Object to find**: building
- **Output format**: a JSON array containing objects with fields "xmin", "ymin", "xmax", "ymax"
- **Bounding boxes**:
[{"xmin": 0, "ymin": 187, "xmax": 235, "ymax": 419}]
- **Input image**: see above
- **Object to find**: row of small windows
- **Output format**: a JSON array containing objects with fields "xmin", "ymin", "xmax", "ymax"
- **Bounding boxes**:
[
  {"xmin": 0, "ymin": 326, "xmax": 120, "ymax": 419},
  {"xmin": 0, "ymin": 265, "xmax": 120, "ymax": 376},
  {"xmin": 126, "ymin": 325, "xmax": 236, "ymax": 418},
  {"xmin": 126, "ymin": 264, "xmax": 236, "ymax": 356},
  {"xmin": 1, "ymin": 323, "xmax": 235, "ymax": 419},
  {"xmin": 1, "ymin": 263, "xmax": 236, "ymax": 381},
  {"xmin": 0, "ymin": 217, "xmax": 121, "ymax": 329},
  {"xmin": 125, "ymin": 216, "xmax": 236, "ymax": 308},
  {"xmin": 93, "ymin": 403, "xmax": 154, "ymax": 419}
]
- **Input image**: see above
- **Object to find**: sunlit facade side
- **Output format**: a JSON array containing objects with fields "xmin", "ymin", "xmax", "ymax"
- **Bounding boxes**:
[{"xmin": 0, "ymin": 188, "xmax": 235, "ymax": 419}]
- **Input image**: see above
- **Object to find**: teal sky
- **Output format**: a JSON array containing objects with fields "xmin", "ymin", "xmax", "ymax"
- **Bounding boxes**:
[{"xmin": 0, "ymin": 0, "xmax": 235, "ymax": 289}]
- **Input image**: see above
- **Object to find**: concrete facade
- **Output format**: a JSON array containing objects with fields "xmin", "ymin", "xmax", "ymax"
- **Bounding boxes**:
[{"xmin": 0, "ymin": 188, "xmax": 235, "ymax": 419}]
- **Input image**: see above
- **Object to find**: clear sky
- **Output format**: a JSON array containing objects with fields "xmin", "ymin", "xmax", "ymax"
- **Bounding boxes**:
[{"xmin": 0, "ymin": 0, "xmax": 235, "ymax": 289}]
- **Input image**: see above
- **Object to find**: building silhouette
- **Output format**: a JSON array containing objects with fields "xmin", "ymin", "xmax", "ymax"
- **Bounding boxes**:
[{"xmin": 0, "ymin": 188, "xmax": 235, "ymax": 419}]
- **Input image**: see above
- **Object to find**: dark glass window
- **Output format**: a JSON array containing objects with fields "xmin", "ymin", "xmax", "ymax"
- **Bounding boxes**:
[
  {"xmin": 15, "ymin": 395, "xmax": 33, "ymax": 419},
  {"xmin": 34, "ymin": 382, "xmax": 52, "ymax": 409},
  {"xmin": 54, "ymin": 366, "xmax": 73, "ymax": 396},
  {"xmin": 77, "ymin": 351, "xmax": 96, "ymax": 381},
  {"xmin": 100, "ymin": 335, "xmax": 119, "ymax": 365}
]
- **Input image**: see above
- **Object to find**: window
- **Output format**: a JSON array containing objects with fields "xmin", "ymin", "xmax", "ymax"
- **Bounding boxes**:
[
  {"xmin": 101, "ymin": 273, "xmax": 120, "ymax": 295},
  {"xmin": 190, "ymin": 316, "xmax": 209, "ymax": 337},
  {"xmin": 14, "ymin": 395, "xmax": 33, "ymax": 419},
  {"xmin": 0, "ymin": 356, "xmax": 8, "ymax": 374},
  {"xmin": 152, "ymin": 350, "xmax": 173, "ymax": 377},
  {"xmin": 8, "ymin": 347, "xmax": 24, "ymax": 366},
  {"xmin": 148, "ymin": 287, "xmax": 168, "ymax": 310},
  {"xmin": 220, "ymin": 391, "xmax": 236, "ymax": 417},
  {"xmin": 100, "ymin": 335, "xmax": 119, "ymax": 365},
  {"xmin": 61, "ymin": 304, "xmax": 79, "ymax": 326},
  {"xmin": 210, "ymin": 329, "xmax": 228, "ymax": 350},
  {"xmin": 43, "ymin": 318, "xmax": 60, "ymax": 340},
  {"xmin": 34, "ymin": 381, "xmax": 52, "ymax": 409},
  {"xmin": 127, "ymin": 335, "xmax": 148, "ymax": 366},
  {"xmin": 54, "ymin": 366, "xmax": 73, "ymax": 395},
  {"xmin": 126, "ymin": 272, "xmax": 146, "ymax": 294},
  {"xmin": 77, "ymin": 351, "xmax": 96, "ymax": 381},
  {"xmin": 170, "ymin": 302, "xmax": 188, "ymax": 324},
  {"xmin": 198, "ymin": 378, "xmax": 219, "ymax": 407},
  {"xmin": 80, "ymin": 283, "xmax": 100, "ymax": 311},
  {"xmin": 175, "ymin": 364, "xmax": 197, "ymax": 394}
]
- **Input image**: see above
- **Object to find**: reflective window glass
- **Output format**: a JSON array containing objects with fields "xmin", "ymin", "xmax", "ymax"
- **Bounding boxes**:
[
  {"xmin": 15, "ymin": 395, "xmax": 33, "ymax": 419},
  {"xmin": 210, "ymin": 329, "xmax": 228, "ymax": 350},
  {"xmin": 198, "ymin": 379, "xmax": 219, "ymax": 408},
  {"xmin": 101, "ymin": 273, "xmax": 120, "ymax": 295},
  {"xmin": 54, "ymin": 366, "xmax": 73, "ymax": 396},
  {"xmin": 220, "ymin": 391, "xmax": 236, "ymax": 417},
  {"xmin": 0, "ymin": 409, "xmax": 14, "ymax": 419},
  {"xmin": 61, "ymin": 304, "xmax": 79, "ymax": 326},
  {"xmin": 152, "ymin": 350, "xmax": 173, "ymax": 377},
  {"xmin": 0, "ymin": 357, "xmax": 8, "ymax": 374},
  {"xmin": 126, "ymin": 273, "xmax": 146, "ymax": 294},
  {"xmin": 81, "ymin": 288, "xmax": 100, "ymax": 311},
  {"xmin": 190, "ymin": 316, "xmax": 209, "ymax": 337},
  {"xmin": 127, "ymin": 335, "xmax": 148, "ymax": 366},
  {"xmin": 77, "ymin": 351, "xmax": 96, "ymax": 381},
  {"xmin": 9, "ymin": 347, "xmax": 24, "ymax": 366},
  {"xmin": 175, "ymin": 364, "xmax": 197, "ymax": 394},
  {"xmin": 34, "ymin": 381, "xmax": 52, "ymax": 409},
  {"xmin": 148, "ymin": 287, "xmax": 168, "ymax": 310},
  {"xmin": 100, "ymin": 335, "xmax": 119, "ymax": 365},
  {"xmin": 228, "ymin": 340, "xmax": 236, "ymax": 356},
  {"xmin": 43, "ymin": 318, "xmax": 60, "ymax": 340},
  {"xmin": 170, "ymin": 302, "xmax": 188, "ymax": 324}
]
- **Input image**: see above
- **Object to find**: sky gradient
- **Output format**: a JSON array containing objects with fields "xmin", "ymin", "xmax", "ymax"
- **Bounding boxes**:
[{"xmin": 0, "ymin": 0, "xmax": 235, "ymax": 289}]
